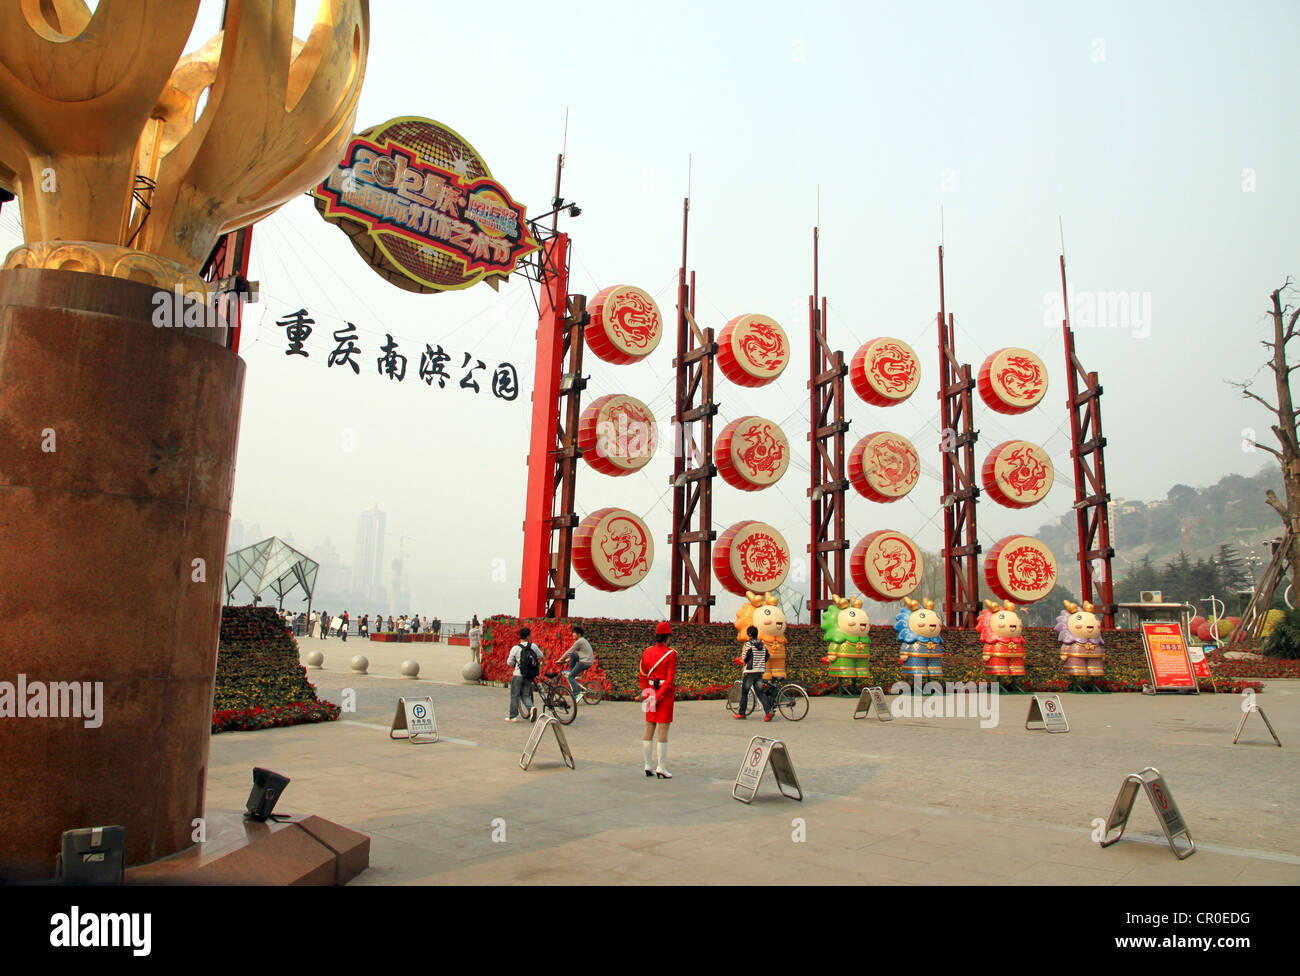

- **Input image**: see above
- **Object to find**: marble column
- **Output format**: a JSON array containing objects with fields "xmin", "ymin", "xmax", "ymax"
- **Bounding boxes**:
[{"xmin": 0, "ymin": 268, "xmax": 244, "ymax": 879}]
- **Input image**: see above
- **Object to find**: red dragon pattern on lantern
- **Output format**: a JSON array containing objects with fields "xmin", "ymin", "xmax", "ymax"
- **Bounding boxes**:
[
  {"xmin": 585, "ymin": 285, "xmax": 664, "ymax": 365},
  {"xmin": 740, "ymin": 322, "xmax": 785, "ymax": 371},
  {"xmin": 984, "ymin": 535, "xmax": 1058, "ymax": 603},
  {"xmin": 716, "ymin": 416, "xmax": 790, "ymax": 491},
  {"xmin": 573, "ymin": 508, "xmax": 654, "ymax": 591},
  {"xmin": 577, "ymin": 394, "xmax": 658, "ymax": 477},
  {"xmin": 1006, "ymin": 544, "xmax": 1053, "ymax": 592},
  {"xmin": 982, "ymin": 439, "xmax": 1053, "ymax": 508},
  {"xmin": 600, "ymin": 516, "xmax": 650, "ymax": 581},
  {"xmin": 1002, "ymin": 445, "xmax": 1048, "ymax": 495},
  {"xmin": 739, "ymin": 422, "xmax": 785, "ymax": 479},
  {"xmin": 851, "ymin": 337, "xmax": 922, "ymax": 406},
  {"xmin": 606, "ymin": 291, "xmax": 659, "ymax": 352},
  {"xmin": 869, "ymin": 342, "xmax": 918, "ymax": 393},
  {"xmin": 978, "ymin": 348, "xmax": 1048, "ymax": 414},
  {"xmin": 737, "ymin": 532, "xmax": 788, "ymax": 585},
  {"xmin": 851, "ymin": 530, "xmax": 923, "ymax": 602},
  {"xmin": 714, "ymin": 521, "xmax": 791, "ymax": 595},
  {"xmin": 850, "ymin": 432, "xmax": 919, "ymax": 502},
  {"xmin": 717, "ymin": 314, "xmax": 789, "ymax": 387}
]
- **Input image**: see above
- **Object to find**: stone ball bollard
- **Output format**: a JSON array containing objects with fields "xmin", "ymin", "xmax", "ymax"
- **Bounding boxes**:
[
  {"xmin": 461, "ymin": 660, "xmax": 483, "ymax": 682},
  {"xmin": 350, "ymin": 655, "xmax": 369, "ymax": 674},
  {"xmin": 400, "ymin": 660, "xmax": 420, "ymax": 678},
  {"xmin": 305, "ymin": 650, "xmax": 324, "ymax": 669}
]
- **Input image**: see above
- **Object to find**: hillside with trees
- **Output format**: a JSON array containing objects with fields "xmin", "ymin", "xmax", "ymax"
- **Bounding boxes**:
[{"xmin": 1030, "ymin": 465, "xmax": 1286, "ymax": 615}]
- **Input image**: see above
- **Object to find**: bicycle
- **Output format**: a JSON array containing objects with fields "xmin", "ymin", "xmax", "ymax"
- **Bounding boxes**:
[
  {"xmin": 575, "ymin": 677, "xmax": 604, "ymax": 705},
  {"xmin": 726, "ymin": 675, "xmax": 809, "ymax": 721},
  {"xmin": 531, "ymin": 672, "xmax": 577, "ymax": 725},
  {"xmin": 557, "ymin": 656, "xmax": 604, "ymax": 705}
]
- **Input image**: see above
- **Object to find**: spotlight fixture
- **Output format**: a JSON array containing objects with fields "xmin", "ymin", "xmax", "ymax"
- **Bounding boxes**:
[
  {"xmin": 244, "ymin": 767, "xmax": 291, "ymax": 822},
  {"xmin": 552, "ymin": 195, "xmax": 564, "ymax": 208},
  {"xmin": 568, "ymin": 204, "xmax": 582, "ymax": 218},
  {"xmin": 56, "ymin": 826, "xmax": 126, "ymax": 885}
]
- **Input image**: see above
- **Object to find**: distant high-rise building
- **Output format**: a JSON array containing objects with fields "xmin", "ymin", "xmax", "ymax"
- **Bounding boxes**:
[
  {"xmin": 353, "ymin": 504, "xmax": 386, "ymax": 605},
  {"xmin": 227, "ymin": 518, "xmax": 244, "ymax": 554}
]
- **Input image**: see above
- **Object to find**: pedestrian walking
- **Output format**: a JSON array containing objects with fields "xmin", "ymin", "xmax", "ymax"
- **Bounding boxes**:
[
  {"xmin": 340, "ymin": 610, "xmax": 349, "ymax": 642},
  {"xmin": 505, "ymin": 627, "xmax": 541, "ymax": 722},
  {"xmin": 735, "ymin": 625, "xmax": 773, "ymax": 721},
  {"xmin": 639, "ymin": 621, "xmax": 677, "ymax": 779}
]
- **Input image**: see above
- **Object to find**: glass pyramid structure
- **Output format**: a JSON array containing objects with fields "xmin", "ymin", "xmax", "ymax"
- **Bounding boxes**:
[{"xmin": 223, "ymin": 536, "xmax": 319, "ymax": 607}]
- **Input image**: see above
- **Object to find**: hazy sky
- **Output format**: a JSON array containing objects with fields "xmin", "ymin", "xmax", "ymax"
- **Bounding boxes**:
[{"xmin": 4, "ymin": 1, "xmax": 1296, "ymax": 621}]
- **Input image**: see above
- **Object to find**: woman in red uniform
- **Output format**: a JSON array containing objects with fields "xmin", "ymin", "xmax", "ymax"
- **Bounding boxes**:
[{"xmin": 639, "ymin": 621, "xmax": 677, "ymax": 779}]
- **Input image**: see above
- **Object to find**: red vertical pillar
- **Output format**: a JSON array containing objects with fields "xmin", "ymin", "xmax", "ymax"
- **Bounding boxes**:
[{"xmin": 519, "ymin": 233, "xmax": 569, "ymax": 618}]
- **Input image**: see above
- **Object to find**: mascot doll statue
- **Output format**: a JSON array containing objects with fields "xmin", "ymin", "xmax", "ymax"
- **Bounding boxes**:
[
  {"xmin": 735, "ymin": 591, "xmax": 788, "ymax": 678},
  {"xmin": 819, "ymin": 594, "xmax": 872, "ymax": 682},
  {"xmin": 977, "ymin": 599, "xmax": 1027, "ymax": 681},
  {"xmin": 895, "ymin": 597, "xmax": 944, "ymax": 679},
  {"xmin": 1054, "ymin": 600, "xmax": 1105, "ymax": 682}
]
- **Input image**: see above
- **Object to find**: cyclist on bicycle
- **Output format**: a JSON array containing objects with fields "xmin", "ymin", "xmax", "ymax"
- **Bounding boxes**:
[
  {"xmin": 735, "ymin": 625, "xmax": 773, "ymax": 721},
  {"xmin": 560, "ymin": 625, "xmax": 595, "ymax": 700}
]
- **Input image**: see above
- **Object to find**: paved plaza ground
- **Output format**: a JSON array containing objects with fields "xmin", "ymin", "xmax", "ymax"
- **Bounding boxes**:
[{"xmin": 202, "ymin": 636, "xmax": 1300, "ymax": 885}]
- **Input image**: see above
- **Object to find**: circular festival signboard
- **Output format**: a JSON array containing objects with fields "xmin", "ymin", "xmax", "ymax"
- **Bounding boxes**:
[
  {"xmin": 850, "ymin": 530, "xmax": 923, "ymax": 602},
  {"xmin": 848, "ymin": 432, "xmax": 920, "ymax": 503},
  {"xmin": 717, "ymin": 314, "xmax": 789, "ymax": 387},
  {"xmin": 576, "ymin": 394, "xmax": 658, "ymax": 477},
  {"xmin": 981, "ymin": 439, "xmax": 1054, "ymax": 508},
  {"xmin": 977, "ymin": 347, "xmax": 1048, "ymax": 414},
  {"xmin": 572, "ymin": 508, "xmax": 654, "ymax": 591},
  {"xmin": 715, "ymin": 416, "xmax": 790, "ymax": 491},
  {"xmin": 586, "ymin": 285, "xmax": 664, "ymax": 365},
  {"xmin": 984, "ymin": 535, "xmax": 1058, "ymax": 604},
  {"xmin": 714, "ymin": 521, "xmax": 791, "ymax": 595},
  {"xmin": 850, "ymin": 338, "xmax": 922, "ymax": 406}
]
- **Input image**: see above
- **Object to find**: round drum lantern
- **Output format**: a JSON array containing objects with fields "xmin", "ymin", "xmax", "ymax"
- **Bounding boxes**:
[
  {"xmin": 714, "ymin": 521, "xmax": 791, "ymax": 595},
  {"xmin": 848, "ymin": 432, "xmax": 920, "ymax": 502},
  {"xmin": 715, "ymin": 416, "xmax": 790, "ymax": 491},
  {"xmin": 576, "ymin": 394, "xmax": 658, "ymax": 477},
  {"xmin": 573, "ymin": 508, "xmax": 655, "ymax": 591},
  {"xmin": 984, "ymin": 535, "xmax": 1058, "ymax": 604},
  {"xmin": 850, "ymin": 530, "xmax": 923, "ymax": 602},
  {"xmin": 978, "ymin": 347, "xmax": 1048, "ymax": 414},
  {"xmin": 982, "ymin": 440, "xmax": 1053, "ymax": 508},
  {"xmin": 850, "ymin": 337, "xmax": 922, "ymax": 406},
  {"xmin": 586, "ymin": 285, "xmax": 664, "ymax": 365},
  {"xmin": 717, "ymin": 314, "xmax": 789, "ymax": 387}
]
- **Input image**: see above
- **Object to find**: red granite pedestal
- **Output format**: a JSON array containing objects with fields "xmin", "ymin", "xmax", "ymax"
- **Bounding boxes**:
[
  {"xmin": 0, "ymin": 268, "xmax": 244, "ymax": 880},
  {"xmin": 125, "ymin": 811, "xmax": 370, "ymax": 885}
]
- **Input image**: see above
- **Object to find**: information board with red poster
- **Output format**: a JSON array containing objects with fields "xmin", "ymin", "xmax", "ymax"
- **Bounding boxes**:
[{"xmin": 1139, "ymin": 622, "xmax": 1200, "ymax": 694}]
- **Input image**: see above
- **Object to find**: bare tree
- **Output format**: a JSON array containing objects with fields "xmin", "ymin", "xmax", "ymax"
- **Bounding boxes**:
[{"xmin": 1234, "ymin": 279, "xmax": 1300, "ymax": 596}]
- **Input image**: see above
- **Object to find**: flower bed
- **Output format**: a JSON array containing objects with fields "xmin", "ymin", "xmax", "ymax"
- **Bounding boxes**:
[
  {"xmin": 213, "ymin": 701, "xmax": 340, "ymax": 733},
  {"xmin": 1203, "ymin": 648, "xmax": 1300, "ymax": 680},
  {"xmin": 480, "ymin": 616, "xmax": 1260, "ymax": 699},
  {"xmin": 214, "ymin": 605, "xmax": 340, "ymax": 733}
]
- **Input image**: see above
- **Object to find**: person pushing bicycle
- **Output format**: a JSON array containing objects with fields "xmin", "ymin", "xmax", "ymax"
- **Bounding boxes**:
[{"xmin": 734, "ymin": 625, "xmax": 773, "ymax": 721}]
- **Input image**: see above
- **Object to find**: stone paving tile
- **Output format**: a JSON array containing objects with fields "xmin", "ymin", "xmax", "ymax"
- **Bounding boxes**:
[
  {"xmin": 1005, "ymin": 859, "xmax": 1131, "ymax": 885},
  {"xmin": 205, "ymin": 671, "xmax": 1300, "ymax": 884}
]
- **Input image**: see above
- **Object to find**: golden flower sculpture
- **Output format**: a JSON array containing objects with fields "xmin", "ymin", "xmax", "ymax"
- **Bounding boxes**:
[{"xmin": 0, "ymin": 0, "xmax": 368, "ymax": 290}]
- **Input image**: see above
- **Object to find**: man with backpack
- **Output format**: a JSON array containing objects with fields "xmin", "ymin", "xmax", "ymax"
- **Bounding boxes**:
[{"xmin": 506, "ymin": 626, "xmax": 542, "ymax": 722}]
